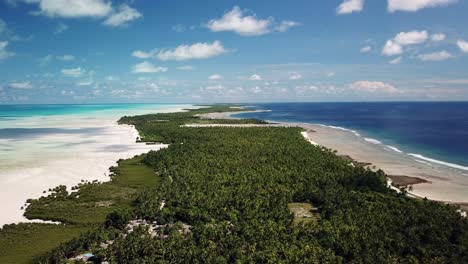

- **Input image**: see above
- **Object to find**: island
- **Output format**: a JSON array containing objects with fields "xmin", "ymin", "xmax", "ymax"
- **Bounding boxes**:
[{"xmin": 0, "ymin": 105, "xmax": 467, "ymax": 263}]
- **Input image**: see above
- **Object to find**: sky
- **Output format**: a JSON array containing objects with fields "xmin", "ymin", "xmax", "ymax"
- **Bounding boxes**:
[{"xmin": 0, "ymin": 0, "xmax": 468, "ymax": 104}]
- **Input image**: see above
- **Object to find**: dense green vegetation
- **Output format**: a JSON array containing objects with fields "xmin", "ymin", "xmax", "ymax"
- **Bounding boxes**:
[
  {"xmin": 0, "ymin": 155, "xmax": 159, "ymax": 263},
  {"xmin": 1, "ymin": 106, "xmax": 467, "ymax": 263},
  {"xmin": 0, "ymin": 224, "xmax": 88, "ymax": 264},
  {"xmin": 35, "ymin": 106, "xmax": 468, "ymax": 263},
  {"xmin": 24, "ymin": 156, "xmax": 156, "ymax": 225}
]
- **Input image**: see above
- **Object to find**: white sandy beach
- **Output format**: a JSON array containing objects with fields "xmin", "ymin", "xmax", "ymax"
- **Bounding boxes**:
[
  {"xmin": 200, "ymin": 111, "xmax": 468, "ymax": 207},
  {"xmin": 0, "ymin": 105, "xmax": 192, "ymax": 227}
]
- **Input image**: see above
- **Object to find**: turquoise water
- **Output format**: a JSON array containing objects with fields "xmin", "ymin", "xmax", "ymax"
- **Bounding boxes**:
[
  {"xmin": 0, "ymin": 103, "xmax": 189, "ymax": 225},
  {"xmin": 0, "ymin": 104, "xmax": 178, "ymax": 118}
]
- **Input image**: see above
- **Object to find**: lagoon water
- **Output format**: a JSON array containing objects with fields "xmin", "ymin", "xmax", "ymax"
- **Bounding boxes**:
[
  {"xmin": 0, "ymin": 104, "xmax": 191, "ymax": 226},
  {"xmin": 235, "ymin": 102, "xmax": 468, "ymax": 171}
]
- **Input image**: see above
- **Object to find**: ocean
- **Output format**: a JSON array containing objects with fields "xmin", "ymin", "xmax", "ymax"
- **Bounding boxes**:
[
  {"xmin": 0, "ymin": 104, "xmax": 191, "ymax": 226},
  {"xmin": 234, "ymin": 102, "xmax": 468, "ymax": 171}
]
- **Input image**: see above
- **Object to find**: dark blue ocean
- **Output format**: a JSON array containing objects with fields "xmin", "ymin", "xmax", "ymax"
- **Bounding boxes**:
[{"xmin": 234, "ymin": 102, "xmax": 468, "ymax": 168}]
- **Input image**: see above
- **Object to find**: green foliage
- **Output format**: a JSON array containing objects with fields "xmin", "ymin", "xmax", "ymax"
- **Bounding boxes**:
[
  {"xmin": 24, "ymin": 155, "xmax": 156, "ymax": 225},
  {"xmin": 0, "ymin": 223, "xmax": 89, "ymax": 264},
  {"xmin": 105, "ymin": 209, "xmax": 132, "ymax": 230},
  {"xmin": 0, "ymin": 154, "xmax": 160, "ymax": 263},
  {"xmin": 6, "ymin": 106, "xmax": 468, "ymax": 263}
]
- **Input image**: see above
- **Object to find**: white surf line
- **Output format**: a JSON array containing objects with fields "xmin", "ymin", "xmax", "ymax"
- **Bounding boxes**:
[{"xmin": 409, "ymin": 153, "xmax": 468, "ymax": 172}]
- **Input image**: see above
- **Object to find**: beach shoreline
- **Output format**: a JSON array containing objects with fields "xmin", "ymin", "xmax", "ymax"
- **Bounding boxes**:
[
  {"xmin": 200, "ymin": 110, "xmax": 468, "ymax": 208},
  {"xmin": 0, "ymin": 105, "xmax": 191, "ymax": 227}
]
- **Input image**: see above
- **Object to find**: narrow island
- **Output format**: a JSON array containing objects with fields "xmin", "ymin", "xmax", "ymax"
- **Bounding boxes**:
[{"xmin": 1, "ymin": 105, "xmax": 467, "ymax": 263}]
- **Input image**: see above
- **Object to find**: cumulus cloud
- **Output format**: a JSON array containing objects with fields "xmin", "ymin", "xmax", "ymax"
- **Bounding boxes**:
[
  {"xmin": 337, "ymin": 0, "xmax": 364, "ymax": 14},
  {"xmin": 209, "ymin": 74, "xmax": 222, "ymax": 80},
  {"xmin": 16, "ymin": 1, "xmax": 141, "ymax": 27},
  {"xmin": 249, "ymin": 74, "xmax": 262, "ymax": 81},
  {"xmin": 360, "ymin": 46, "xmax": 372, "ymax": 53},
  {"xmin": 132, "ymin": 61, "xmax": 168, "ymax": 73},
  {"xmin": 206, "ymin": 6, "xmax": 272, "ymax": 36},
  {"xmin": 388, "ymin": 0, "xmax": 458, "ymax": 12},
  {"xmin": 382, "ymin": 40, "xmax": 403, "ymax": 56},
  {"xmin": 103, "ymin": 4, "xmax": 142, "ymax": 27},
  {"xmin": 132, "ymin": 50, "xmax": 157, "ymax": 59},
  {"xmin": 156, "ymin": 41, "xmax": 228, "ymax": 61},
  {"xmin": 349, "ymin": 81, "xmax": 399, "ymax": 93},
  {"xmin": 61, "ymin": 67, "xmax": 85, "ymax": 77},
  {"xmin": 206, "ymin": 6, "xmax": 299, "ymax": 36},
  {"xmin": 382, "ymin": 30, "xmax": 428, "ymax": 56},
  {"xmin": 394, "ymin": 30, "xmax": 428, "ymax": 45},
  {"xmin": 9, "ymin": 81, "xmax": 33, "ymax": 89},
  {"xmin": 0, "ymin": 41, "xmax": 14, "ymax": 60},
  {"xmin": 457, "ymin": 40, "xmax": 468, "ymax": 53},
  {"xmin": 389, "ymin": 56, "xmax": 402, "ymax": 64},
  {"xmin": 289, "ymin": 73, "xmax": 302, "ymax": 80},
  {"xmin": 25, "ymin": 0, "xmax": 113, "ymax": 18},
  {"xmin": 418, "ymin": 50, "xmax": 453, "ymax": 61},
  {"xmin": 431, "ymin": 33, "xmax": 446, "ymax": 42}
]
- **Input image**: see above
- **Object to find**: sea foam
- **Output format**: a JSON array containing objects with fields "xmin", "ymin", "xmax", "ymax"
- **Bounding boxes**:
[{"xmin": 409, "ymin": 153, "xmax": 468, "ymax": 172}]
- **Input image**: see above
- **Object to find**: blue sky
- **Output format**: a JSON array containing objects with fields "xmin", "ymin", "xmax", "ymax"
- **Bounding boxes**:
[{"xmin": 0, "ymin": 0, "xmax": 468, "ymax": 104}]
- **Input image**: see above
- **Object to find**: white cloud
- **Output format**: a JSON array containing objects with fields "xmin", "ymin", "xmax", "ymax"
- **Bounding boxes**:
[
  {"xmin": 76, "ymin": 80, "xmax": 93, "ymax": 86},
  {"xmin": 388, "ymin": 0, "xmax": 458, "ymax": 12},
  {"xmin": 389, "ymin": 56, "xmax": 402, "ymax": 64},
  {"xmin": 177, "ymin": 66, "xmax": 195, "ymax": 71},
  {"xmin": 0, "ymin": 41, "xmax": 14, "ymax": 60},
  {"xmin": 53, "ymin": 22, "xmax": 68, "ymax": 34},
  {"xmin": 62, "ymin": 67, "xmax": 85, "ymax": 77},
  {"xmin": 289, "ymin": 73, "xmax": 302, "ymax": 80},
  {"xmin": 457, "ymin": 40, "xmax": 468, "ymax": 53},
  {"xmin": 206, "ymin": 6, "xmax": 299, "ymax": 36},
  {"xmin": 56, "ymin": 54, "xmax": 75, "ymax": 61},
  {"xmin": 9, "ymin": 81, "xmax": 33, "ymax": 89},
  {"xmin": 382, "ymin": 40, "xmax": 403, "ymax": 56},
  {"xmin": 19, "ymin": 1, "xmax": 141, "ymax": 27},
  {"xmin": 394, "ymin": 30, "xmax": 428, "ymax": 45},
  {"xmin": 337, "ymin": 0, "xmax": 364, "ymax": 14},
  {"xmin": 132, "ymin": 50, "xmax": 157, "ymax": 59},
  {"xmin": 26, "ymin": 0, "xmax": 113, "ymax": 18},
  {"xmin": 249, "ymin": 74, "xmax": 262, "ymax": 81},
  {"xmin": 431, "ymin": 33, "xmax": 446, "ymax": 42},
  {"xmin": 103, "ymin": 4, "xmax": 142, "ymax": 27},
  {"xmin": 276, "ymin": 21, "xmax": 300, "ymax": 32},
  {"xmin": 349, "ymin": 81, "xmax": 399, "ymax": 93},
  {"xmin": 360, "ymin": 46, "xmax": 372, "ymax": 53},
  {"xmin": 209, "ymin": 74, "xmax": 222, "ymax": 80},
  {"xmin": 156, "ymin": 41, "xmax": 228, "ymax": 61},
  {"xmin": 132, "ymin": 61, "xmax": 168, "ymax": 73},
  {"xmin": 382, "ymin": 30, "xmax": 428, "ymax": 56},
  {"xmin": 418, "ymin": 50, "xmax": 453, "ymax": 61},
  {"xmin": 206, "ymin": 6, "xmax": 273, "ymax": 36}
]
